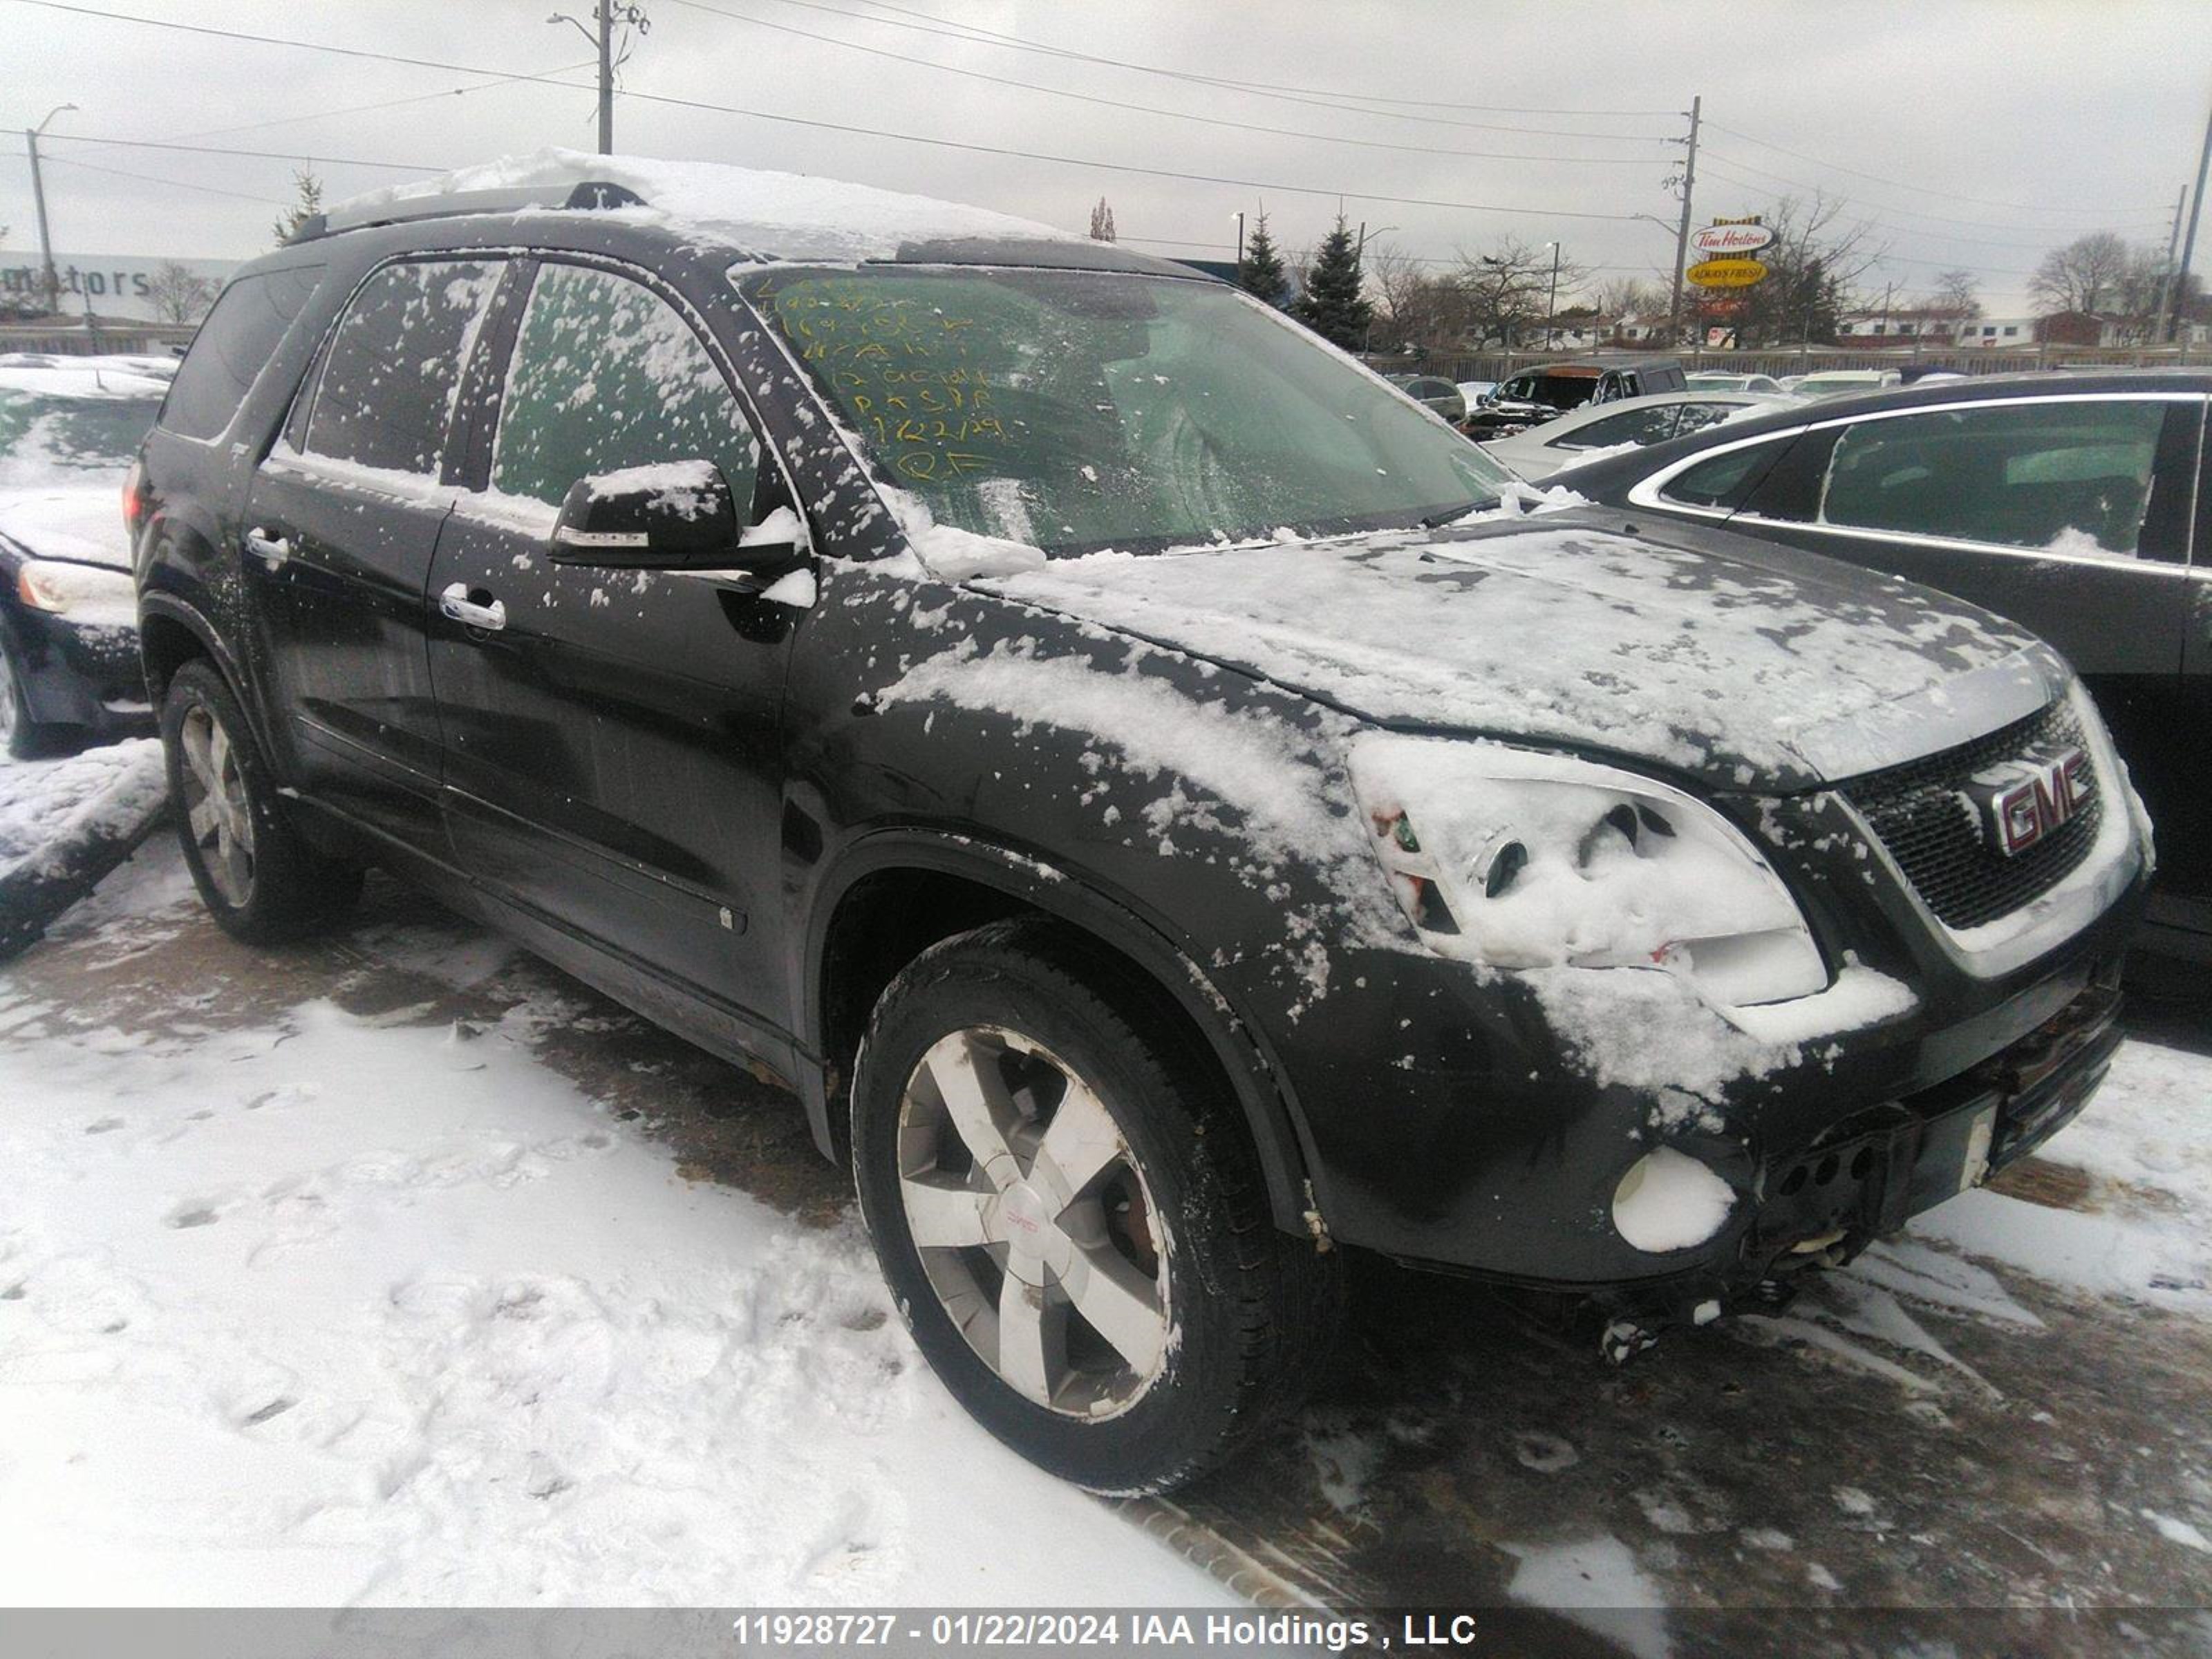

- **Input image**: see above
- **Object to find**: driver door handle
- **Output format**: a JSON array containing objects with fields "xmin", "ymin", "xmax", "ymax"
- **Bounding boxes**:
[
  {"xmin": 244, "ymin": 527, "xmax": 291, "ymax": 568},
  {"xmin": 440, "ymin": 582, "xmax": 507, "ymax": 632}
]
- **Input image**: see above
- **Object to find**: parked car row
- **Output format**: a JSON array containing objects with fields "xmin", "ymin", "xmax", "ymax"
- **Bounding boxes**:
[{"xmin": 121, "ymin": 156, "xmax": 2155, "ymax": 1497}]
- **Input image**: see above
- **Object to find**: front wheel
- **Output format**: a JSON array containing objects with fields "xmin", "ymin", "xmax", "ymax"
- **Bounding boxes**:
[
  {"xmin": 160, "ymin": 658, "xmax": 361, "ymax": 944},
  {"xmin": 851, "ymin": 919, "xmax": 1343, "ymax": 1493}
]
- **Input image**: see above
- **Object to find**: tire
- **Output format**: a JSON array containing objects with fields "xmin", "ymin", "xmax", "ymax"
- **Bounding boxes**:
[
  {"xmin": 851, "ymin": 918, "xmax": 1344, "ymax": 1493},
  {"xmin": 0, "ymin": 632, "xmax": 69, "ymax": 760},
  {"xmin": 160, "ymin": 658, "xmax": 362, "ymax": 944}
]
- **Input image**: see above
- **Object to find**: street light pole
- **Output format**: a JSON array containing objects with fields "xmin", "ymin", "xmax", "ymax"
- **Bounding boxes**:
[
  {"xmin": 25, "ymin": 102, "xmax": 76, "ymax": 319},
  {"xmin": 1233, "ymin": 210, "xmax": 1245, "ymax": 273},
  {"xmin": 2166, "ymin": 83, "xmax": 2212, "ymax": 346}
]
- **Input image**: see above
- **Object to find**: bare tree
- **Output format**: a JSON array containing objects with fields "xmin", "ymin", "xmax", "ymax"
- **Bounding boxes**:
[
  {"xmin": 1362, "ymin": 238, "xmax": 1471, "ymax": 353},
  {"xmin": 2030, "ymin": 231, "xmax": 2128, "ymax": 316},
  {"xmin": 1712, "ymin": 194, "xmax": 1884, "ymax": 348},
  {"xmin": 1453, "ymin": 236, "xmax": 1588, "ymax": 348},
  {"xmin": 145, "ymin": 261, "xmax": 218, "ymax": 326},
  {"xmin": 1593, "ymin": 276, "xmax": 1667, "ymax": 325}
]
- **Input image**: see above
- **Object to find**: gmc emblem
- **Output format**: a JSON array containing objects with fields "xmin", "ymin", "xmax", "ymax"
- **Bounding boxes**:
[{"xmin": 1960, "ymin": 748, "xmax": 2092, "ymax": 858}]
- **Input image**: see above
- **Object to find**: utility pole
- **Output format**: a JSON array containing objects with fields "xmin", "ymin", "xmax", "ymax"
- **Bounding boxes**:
[
  {"xmin": 2166, "ymin": 86, "xmax": 2211, "ymax": 346},
  {"xmin": 1545, "ymin": 241, "xmax": 1561, "ymax": 350},
  {"xmin": 597, "ymin": 3, "xmax": 614, "ymax": 153},
  {"xmin": 2153, "ymin": 182, "xmax": 2185, "ymax": 343},
  {"xmin": 25, "ymin": 104, "xmax": 75, "ymax": 319},
  {"xmin": 1667, "ymin": 94, "xmax": 1702, "ymax": 350},
  {"xmin": 552, "ymin": 5, "xmax": 646, "ymax": 155}
]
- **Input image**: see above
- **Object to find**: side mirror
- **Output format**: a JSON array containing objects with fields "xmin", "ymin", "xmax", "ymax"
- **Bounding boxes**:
[{"xmin": 550, "ymin": 461, "xmax": 802, "ymax": 574}]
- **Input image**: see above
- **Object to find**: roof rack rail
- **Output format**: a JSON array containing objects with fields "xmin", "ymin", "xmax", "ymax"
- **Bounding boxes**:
[{"xmin": 285, "ymin": 180, "xmax": 647, "ymax": 246}]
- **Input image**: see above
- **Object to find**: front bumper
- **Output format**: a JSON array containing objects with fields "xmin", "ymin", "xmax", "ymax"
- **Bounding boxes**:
[{"xmin": 1, "ymin": 601, "xmax": 151, "ymax": 738}]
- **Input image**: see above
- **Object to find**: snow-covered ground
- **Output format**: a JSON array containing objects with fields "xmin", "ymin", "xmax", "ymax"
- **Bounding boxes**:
[
  {"xmin": 0, "ymin": 835, "xmax": 1233, "ymax": 1608},
  {"xmin": 3, "ymin": 770, "xmax": 2210, "ymax": 1622}
]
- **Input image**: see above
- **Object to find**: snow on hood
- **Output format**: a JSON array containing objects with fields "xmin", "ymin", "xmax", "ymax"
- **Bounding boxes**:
[
  {"xmin": 336, "ymin": 149, "xmax": 1079, "ymax": 263},
  {"xmin": 968, "ymin": 510, "xmax": 2061, "ymax": 793},
  {"xmin": 0, "ymin": 488, "xmax": 133, "ymax": 572}
]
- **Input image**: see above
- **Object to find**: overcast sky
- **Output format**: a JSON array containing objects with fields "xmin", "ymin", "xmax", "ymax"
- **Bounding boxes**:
[{"xmin": 6, "ymin": 0, "xmax": 2206, "ymax": 314}]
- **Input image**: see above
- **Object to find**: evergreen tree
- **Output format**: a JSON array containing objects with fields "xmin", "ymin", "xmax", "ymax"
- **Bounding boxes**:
[
  {"xmin": 1087, "ymin": 196, "xmax": 1116, "ymax": 242},
  {"xmin": 1237, "ymin": 213, "xmax": 1288, "ymax": 307},
  {"xmin": 272, "ymin": 169, "xmax": 325, "ymax": 246},
  {"xmin": 1293, "ymin": 216, "xmax": 1373, "ymax": 350}
]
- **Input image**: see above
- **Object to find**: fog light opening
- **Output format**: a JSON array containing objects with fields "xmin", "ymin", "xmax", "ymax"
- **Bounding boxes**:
[{"xmin": 1613, "ymin": 1145, "xmax": 1736, "ymax": 1253}]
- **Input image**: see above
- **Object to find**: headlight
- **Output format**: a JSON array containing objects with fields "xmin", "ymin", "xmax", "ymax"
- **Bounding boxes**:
[
  {"xmin": 1349, "ymin": 735, "xmax": 1826, "ymax": 1008},
  {"xmin": 16, "ymin": 558, "xmax": 135, "ymax": 619}
]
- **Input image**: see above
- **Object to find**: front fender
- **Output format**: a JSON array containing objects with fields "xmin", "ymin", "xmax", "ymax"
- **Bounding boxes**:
[{"xmin": 797, "ymin": 825, "xmax": 1329, "ymax": 1241}]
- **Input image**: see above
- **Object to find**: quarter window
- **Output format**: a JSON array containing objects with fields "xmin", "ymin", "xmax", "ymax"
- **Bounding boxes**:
[
  {"xmin": 302, "ymin": 260, "xmax": 501, "ymax": 476},
  {"xmin": 489, "ymin": 264, "xmax": 760, "ymax": 511},
  {"xmin": 1659, "ymin": 438, "xmax": 1786, "ymax": 509},
  {"xmin": 1819, "ymin": 400, "xmax": 2169, "ymax": 558}
]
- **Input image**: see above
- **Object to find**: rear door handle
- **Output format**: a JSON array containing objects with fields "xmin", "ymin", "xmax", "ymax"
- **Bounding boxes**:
[
  {"xmin": 440, "ymin": 582, "xmax": 507, "ymax": 632},
  {"xmin": 244, "ymin": 527, "xmax": 291, "ymax": 568}
]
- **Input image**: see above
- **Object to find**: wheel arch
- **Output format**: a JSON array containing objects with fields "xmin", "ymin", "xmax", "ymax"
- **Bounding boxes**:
[{"xmin": 801, "ymin": 830, "xmax": 1326, "ymax": 1242}]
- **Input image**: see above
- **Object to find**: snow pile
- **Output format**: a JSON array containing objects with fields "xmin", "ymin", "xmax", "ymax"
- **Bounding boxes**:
[
  {"xmin": 0, "ymin": 740, "xmax": 167, "ymax": 883},
  {"xmin": 1611, "ymin": 1146, "xmax": 1736, "ymax": 1251},
  {"xmin": 338, "ymin": 149, "xmax": 1078, "ymax": 263},
  {"xmin": 0, "ymin": 852, "xmax": 1235, "ymax": 1606},
  {"xmin": 581, "ymin": 458, "xmax": 724, "ymax": 520},
  {"xmin": 2036, "ymin": 1039, "xmax": 2211, "ymax": 1203}
]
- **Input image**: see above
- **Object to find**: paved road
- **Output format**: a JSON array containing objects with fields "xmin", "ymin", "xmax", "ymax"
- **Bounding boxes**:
[{"xmin": 10, "ymin": 852, "xmax": 2211, "ymax": 1655}]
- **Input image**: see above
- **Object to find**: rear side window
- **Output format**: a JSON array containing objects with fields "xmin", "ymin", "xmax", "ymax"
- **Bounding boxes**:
[
  {"xmin": 158, "ymin": 263, "xmax": 323, "ymax": 441},
  {"xmin": 1819, "ymin": 400, "xmax": 2170, "ymax": 558},
  {"xmin": 301, "ymin": 260, "xmax": 502, "ymax": 478},
  {"xmin": 488, "ymin": 263, "xmax": 760, "ymax": 510},
  {"xmin": 1553, "ymin": 404, "xmax": 1679, "ymax": 451}
]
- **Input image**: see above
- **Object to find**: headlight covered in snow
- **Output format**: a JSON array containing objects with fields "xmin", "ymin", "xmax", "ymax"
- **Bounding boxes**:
[{"xmin": 1349, "ymin": 736, "xmax": 1826, "ymax": 1008}]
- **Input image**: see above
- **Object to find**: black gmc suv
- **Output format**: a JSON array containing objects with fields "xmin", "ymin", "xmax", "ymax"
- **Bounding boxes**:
[{"xmin": 130, "ymin": 156, "xmax": 2150, "ymax": 1494}]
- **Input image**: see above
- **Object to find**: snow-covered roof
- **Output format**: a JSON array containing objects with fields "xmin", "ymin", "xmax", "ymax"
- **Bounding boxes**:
[{"xmin": 332, "ymin": 149, "xmax": 1089, "ymax": 264}]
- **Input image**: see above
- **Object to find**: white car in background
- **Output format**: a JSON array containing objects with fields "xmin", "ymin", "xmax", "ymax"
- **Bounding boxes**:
[
  {"xmin": 1792, "ymin": 368, "xmax": 1904, "ymax": 399},
  {"xmin": 1477, "ymin": 388, "xmax": 1801, "ymax": 480},
  {"xmin": 1686, "ymin": 371, "xmax": 1788, "ymax": 394}
]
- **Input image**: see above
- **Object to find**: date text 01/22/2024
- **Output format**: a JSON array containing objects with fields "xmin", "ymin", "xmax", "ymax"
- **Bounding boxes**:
[{"xmin": 724, "ymin": 1611, "xmax": 1409, "ymax": 1649}]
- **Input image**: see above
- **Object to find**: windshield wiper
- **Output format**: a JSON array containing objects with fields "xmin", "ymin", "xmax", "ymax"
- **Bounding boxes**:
[{"xmin": 1420, "ymin": 498, "xmax": 1499, "ymax": 528}]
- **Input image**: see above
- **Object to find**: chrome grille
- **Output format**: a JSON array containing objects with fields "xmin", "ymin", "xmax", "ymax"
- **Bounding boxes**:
[{"xmin": 1841, "ymin": 700, "xmax": 2102, "ymax": 931}]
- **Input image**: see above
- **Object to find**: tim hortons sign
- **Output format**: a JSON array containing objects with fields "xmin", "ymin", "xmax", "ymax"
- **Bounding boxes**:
[
  {"xmin": 1962, "ymin": 748, "xmax": 2094, "ymax": 859},
  {"xmin": 1690, "ymin": 219, "xmax": 1778, "ymax": 258}
]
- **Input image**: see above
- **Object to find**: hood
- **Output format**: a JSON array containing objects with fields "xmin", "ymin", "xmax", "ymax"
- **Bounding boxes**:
[
  {"xmin": 969, "ymin": 509, "xmax": 2066, "ymax": 794},
  {"xmin": 0, "ymin": 487, "xmax": 133, "ymax": 572}
]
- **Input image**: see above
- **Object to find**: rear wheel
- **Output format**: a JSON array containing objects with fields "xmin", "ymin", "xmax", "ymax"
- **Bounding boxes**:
[
  {"xmin": 851, "ymin": 919, "xmax": 1343, "ymax": 1492},
  {"xmin": 160, "ymin": 658, "xmax": 360, "ymax": 944}
]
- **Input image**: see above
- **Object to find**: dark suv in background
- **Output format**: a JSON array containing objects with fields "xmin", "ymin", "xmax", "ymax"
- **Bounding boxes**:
[
  {"xmin": 131, "ymin": 158, "xmax": 2148, "ymax": 1492},
  {"xmin": 1550, "ymin": 373, "xmax": 2211, "ymax": 953}
]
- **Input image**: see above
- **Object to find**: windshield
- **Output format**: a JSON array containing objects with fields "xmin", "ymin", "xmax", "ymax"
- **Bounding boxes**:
[
  {"xmin": 740, "ymin": 267, "xmax": 1510, "ymax": 556},
  {"xmin": 0, "ymin": 389, "xmax": 164, "ymax": 485}
]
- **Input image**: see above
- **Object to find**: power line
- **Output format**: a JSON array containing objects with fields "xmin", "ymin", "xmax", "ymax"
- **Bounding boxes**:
[
  {"xmin": 1699, "ymin": 152, "xmax": 2167, "ymax": 246},
  {"xmin": 37, "ymin": 133, "xmax": 447, "ymax": 174},
  {"xmin": 169, "ymin": 58, "xmax": 601, "ymax": 144},
  {"xmin": 28, "ymin": 151, "xmax": 289, "ymax": 206},
  {"xmin": 838, "ymin": 0, "xmax": 1680, "ymax": 119},
  {"xmin": 736, "ymin": 0, "xmax": 1677, "ymax": 140},
  {"xmin": 1709, "ymin": 119, "xmax": 2166, "ymax": 218},
  {"xmin": 10, "ymin": 6, "xmax": 1656, "ymax": 224},
  {"xmin": 660, "ymin": 0, "xmax": 1669, "ymax": 166}
]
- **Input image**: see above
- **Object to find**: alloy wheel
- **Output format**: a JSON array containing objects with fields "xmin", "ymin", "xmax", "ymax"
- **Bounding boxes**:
[
  {"xmin": 178, "ymin": 701, "xmax": 255, "ymax": 906},
  {"xmin": 897, "ymin": 1026, "xmax": 1171, "ymax": 1418}
]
